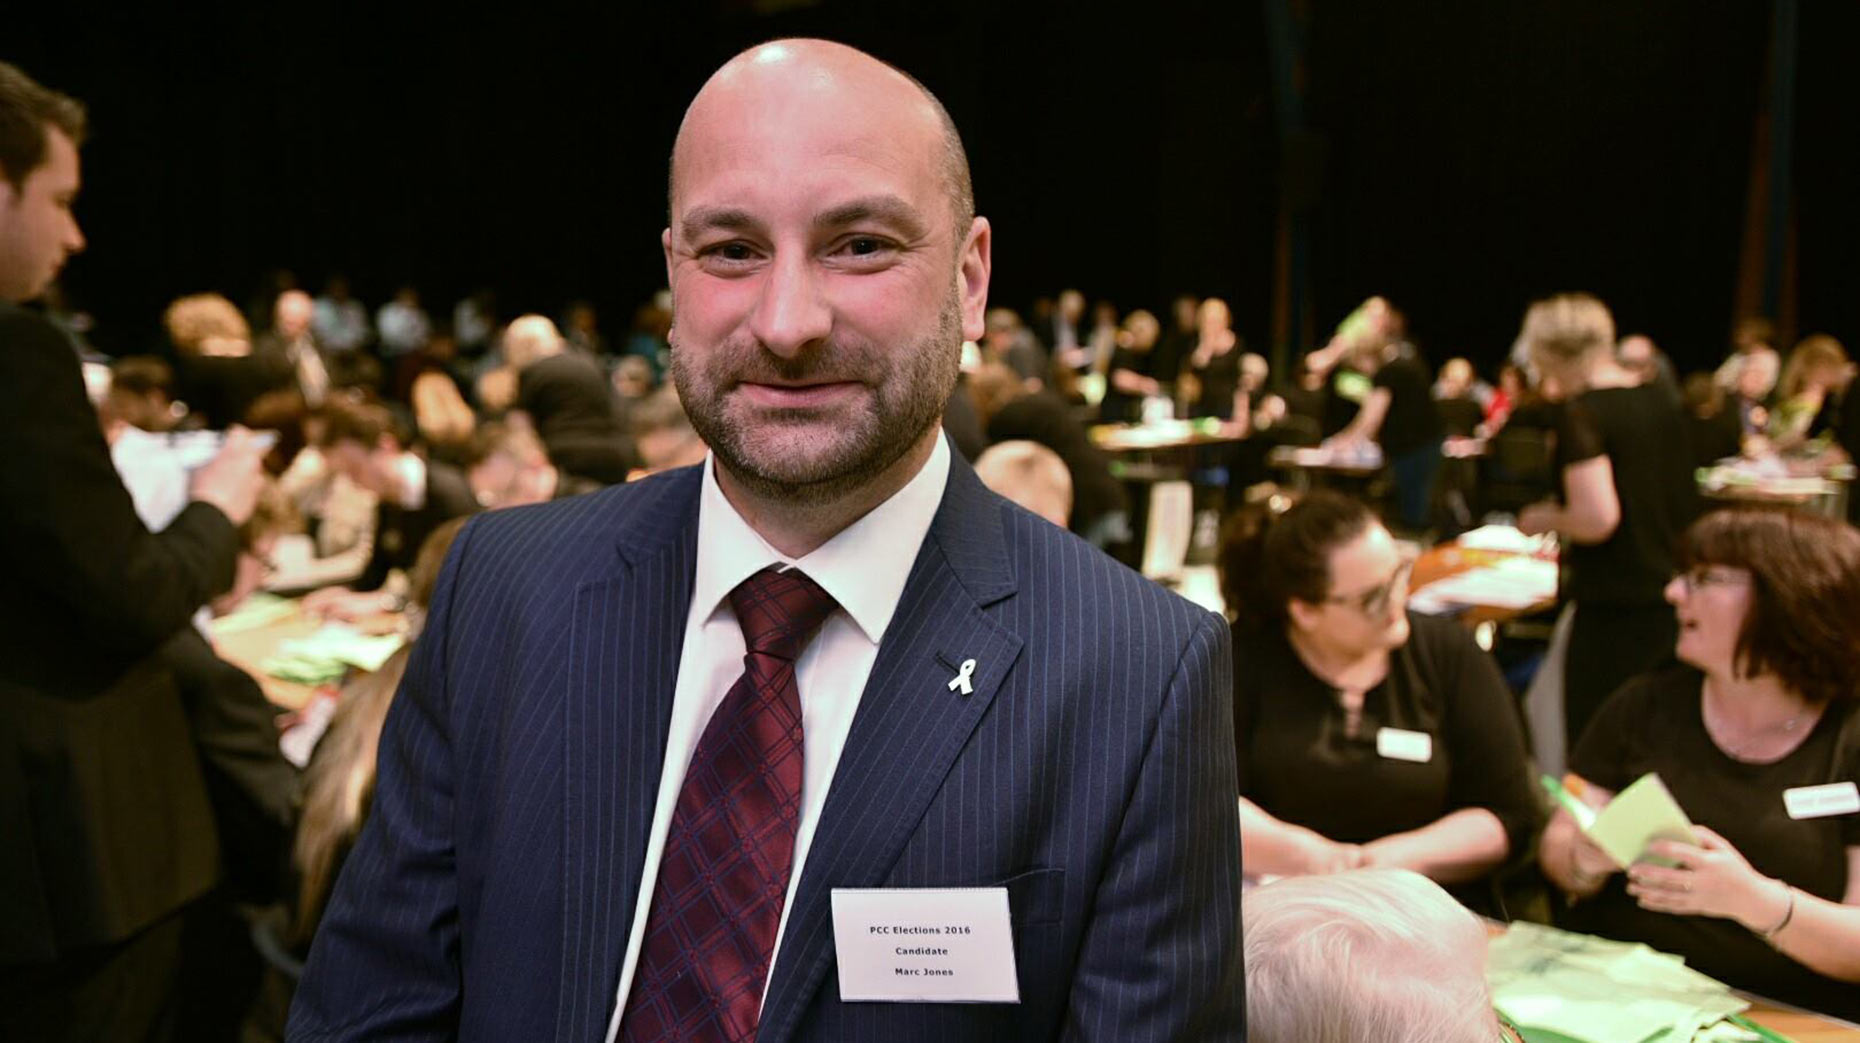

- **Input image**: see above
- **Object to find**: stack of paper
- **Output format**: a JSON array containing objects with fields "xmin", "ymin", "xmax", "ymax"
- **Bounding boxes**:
[
  {"xmin": 259, "ymin": 624, "xmax": 405, "ymax": 685},
  {"xmin": 1456, "ymin": 524, "xmax": 1551, "ymax": 555},
  {"xmin": 1488, "ymin": 923, "xmax": 1752, "ymax": 1043},
  {"xmin": 1542, "ymin": 773, "xmax": 1699, "ymax": 868},
  {"xmin": 208, "ymin": 592, "xmax": 300, "ymax": 635},
  {"xmin": 1267, "ymin": 444, "xmax": 1384, "ymax": 470},
  {"xmin": 1408, "ymin": 556, "xmax": 1559, "ymax": 614}
]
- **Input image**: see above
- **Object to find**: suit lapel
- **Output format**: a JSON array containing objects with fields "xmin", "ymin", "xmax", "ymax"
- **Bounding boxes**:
[
  {"xmin": 757, "ymin": 461, "xmax": 1024, "ymax": 1042},
  {"xmin": 558, "ymin": 469, "xmax": 701, "ymax": 1041}
]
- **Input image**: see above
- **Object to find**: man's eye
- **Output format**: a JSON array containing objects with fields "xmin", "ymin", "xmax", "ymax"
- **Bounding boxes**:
[
  {"xmin": 710, "ymin": 243, "xmax": 755, "ymax": 261},
  {"xmin": 834, "ymin": 236, "xmax": 897, "ymax": 263}
]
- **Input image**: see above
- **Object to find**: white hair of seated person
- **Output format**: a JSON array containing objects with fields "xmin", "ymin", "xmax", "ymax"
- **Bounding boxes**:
[
  {"xmin": 974, "ymin": 439, "xmax": 1072, "ymax": 528},
  {"xmin": 502, "ymin": 313, "xmax": 566, "ymax": 371},
  {"xmin": 1243, "ymin": 869, "xmax": 1499, "ymax": 1043}
]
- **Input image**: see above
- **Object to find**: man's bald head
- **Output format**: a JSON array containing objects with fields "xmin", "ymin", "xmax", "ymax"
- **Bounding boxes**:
[
  {"xmin": 503, "ymin": 313, "xmax": 565, "ymax": 370},
  {"xmin": 669, "ymin": 39, "xmax": 974, "ymax": 233}
]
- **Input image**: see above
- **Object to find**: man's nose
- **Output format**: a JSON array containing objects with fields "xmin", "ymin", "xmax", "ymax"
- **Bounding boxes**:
[
  {"xmin": 65, "ymin": 214, "xmax": 85, "ymax": 254},
  {"xmin": 748, "ymin": 252, "xmax": 830, "ymax": 358}
]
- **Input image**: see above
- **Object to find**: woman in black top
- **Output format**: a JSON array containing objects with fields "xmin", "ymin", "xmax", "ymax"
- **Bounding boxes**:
[
  {"xmin": 1325, "ymin": 338, "xmax": 1446, "ymax": 532},
  {"xmin": 1540, "ymin": 507, "xmax": 1860, "ymax": 1019},
  {"xmin": 1185, "ymin": 297, "xmax": 1245, "ymax": 421},
  {"xmin": 1222, "ymin": 491, "xmax": 1542, "ymax": 913},
  {"xmin": 1516, "ymin": 294, "xmax": 1697, "ymax": 745},
  {"xmin": 1098, "ymin": 309, "xmax": 1164, "ymax": 425}
]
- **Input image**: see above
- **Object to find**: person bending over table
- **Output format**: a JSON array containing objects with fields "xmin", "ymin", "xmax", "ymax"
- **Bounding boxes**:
[
  {"xmin": 1540, "ymin": 506, "xmax": 1860, "ymax": 1020},
  {"xmin": 299, "ymin": 396, "xmax": 479, "ymax": 620},
  {"xmin": 1222, "ymin": 490, "xmax": 1542, "ymax": 914},
  {"xmin": 1322, "ymin": 334, "xmax": 1444, "ymax": 534}
]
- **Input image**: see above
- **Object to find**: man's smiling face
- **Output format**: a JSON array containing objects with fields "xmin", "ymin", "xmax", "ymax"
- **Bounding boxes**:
[{"xmin": 663, "ymin": 41, "xmax": 988, "ymax": 502}]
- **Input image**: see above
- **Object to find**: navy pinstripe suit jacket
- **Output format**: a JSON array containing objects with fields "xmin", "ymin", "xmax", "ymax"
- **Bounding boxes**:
[{"xmin": 287, "ymin": 453, "xmax": 1245, "ymax": 1042}]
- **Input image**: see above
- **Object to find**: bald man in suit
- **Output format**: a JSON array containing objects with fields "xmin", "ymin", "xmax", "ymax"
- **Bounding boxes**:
[{"xmin": 291, "ymin": 40, "xmax": 1243, "ymax": 1042}]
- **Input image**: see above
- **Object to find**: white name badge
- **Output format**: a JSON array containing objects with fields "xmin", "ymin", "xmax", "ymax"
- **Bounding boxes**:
[
  {"xmin": 1376, "ymin": 727, "xmax": 1434, "ymax": 764},
  {"xmin": 830, "ymin": 887, "xmax": 1020, "ymax": 1003},
  {"xmin": 1783, "ymin": 782, "xmax": 1860, "ymax": 820}
]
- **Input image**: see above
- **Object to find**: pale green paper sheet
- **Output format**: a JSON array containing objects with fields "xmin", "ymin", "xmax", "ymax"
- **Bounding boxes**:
[
  {"xmin": 258, "ymin": 624, "xmax": 405, "ymax": 683},
  {"xmin": 1488, "ymin": 923, "xmax": 1752, "ymax": 1043},
  {"xmin": 208, "ymin": 591, "xmax": 299, "ymax": 634},
  {"xmin": 1587, "ymin": 774, "xmax": 1699, "ymax": 869}
]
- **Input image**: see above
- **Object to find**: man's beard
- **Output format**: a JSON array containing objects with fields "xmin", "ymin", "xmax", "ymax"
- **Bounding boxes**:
[{"xmin": 671, "ymin": 291, "xmax": 962, "ymax": 505}]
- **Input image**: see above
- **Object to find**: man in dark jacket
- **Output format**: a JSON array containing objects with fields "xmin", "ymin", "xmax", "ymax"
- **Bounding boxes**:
[
  {"xmin": 506, "ymin": 313, "xmax": 639, "ymax": 485},
  {"xmin": 0, "ymin": 62, "xmax": 267, "ymax": 1041}
]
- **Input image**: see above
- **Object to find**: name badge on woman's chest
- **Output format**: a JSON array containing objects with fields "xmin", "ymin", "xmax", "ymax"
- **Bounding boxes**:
[
  {"xmin": 1783, "ymin": 782, "xmax": 1860, "ymax": 820},
  {"xmin": 1376, "ymin": 727, "xmax": 1433, "ymax": 763}
]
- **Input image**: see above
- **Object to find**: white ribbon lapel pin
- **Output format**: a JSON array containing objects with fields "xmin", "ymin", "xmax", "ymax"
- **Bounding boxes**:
[{"xmin": 947, "ymin": 658, "xmax": 978, "ymax": 696}]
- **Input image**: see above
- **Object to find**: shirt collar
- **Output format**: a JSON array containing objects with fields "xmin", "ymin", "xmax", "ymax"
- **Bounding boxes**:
[
  {"xmin": 691, "ymin": 433, "xmax": 951, "ymax": 645},
  {"xmin": 396, "ymin": 453, "xmax": 427, "ymax": 510}
]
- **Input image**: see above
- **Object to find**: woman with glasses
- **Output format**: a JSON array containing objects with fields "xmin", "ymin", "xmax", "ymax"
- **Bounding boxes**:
[
  {"xmin": 1539, "ymin": 507, "xmax": 1860, "ymax": 1019},
  {"xmin": 1220, "ymin": 490, "xmax": 1542, "ymax": 913}
]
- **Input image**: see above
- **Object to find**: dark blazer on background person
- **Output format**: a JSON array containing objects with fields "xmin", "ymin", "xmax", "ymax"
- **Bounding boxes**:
[
  {"xmin": 174, "ymin": 351, "xmax": 294, "ymax": 429},
  {"xmin": 162, "ymin": 628, "xmax": 301, "ymax": 899},
  {"xmin": 353, "ymin": 461, "xmax": 480, "ymax": 593},
  {"xmin": 289, "ymin": 453, "xmax": 1244, "ymax": 1041},
  {"xmin": 984, "ymin": 388, "xmax": 1129, "ymax": 539},
  {"xmin": 940, "ymin": 376, "xmax": 988, "ymax": 462},
  {"xmin": 0, "ymin": 301, "xmax": 242, "ymax": 965},
  {"xmin": 517, "ymin": 352, "xmax": 638, "ymax": 486}
]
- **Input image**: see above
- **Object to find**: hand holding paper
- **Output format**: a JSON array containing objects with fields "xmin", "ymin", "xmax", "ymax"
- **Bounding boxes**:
[
  {"xmin": 1575, "ymin": 773, "xmax": 1700, "ymax": 869},
  {"xmin": 1628, "ymin": 826, "xmax": 1787, "ymax": 929}
]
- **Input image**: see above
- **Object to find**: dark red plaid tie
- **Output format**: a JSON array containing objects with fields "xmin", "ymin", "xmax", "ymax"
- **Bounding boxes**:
[{"xmin": 619, "ymin": 566, "xmax": 838, "ymax": 1043}]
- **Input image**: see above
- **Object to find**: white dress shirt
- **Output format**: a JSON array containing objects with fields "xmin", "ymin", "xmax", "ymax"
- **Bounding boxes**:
[
  {"xmin": 604, "ymin": 435, "xmax": 951, "ymax": 1042},
  {"xmin": 109, "ymin": 426, "xmax": 211, "ymax": 637}
]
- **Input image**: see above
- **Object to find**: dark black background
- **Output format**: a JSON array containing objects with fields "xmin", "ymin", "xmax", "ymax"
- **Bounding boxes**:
[{"xmin": 8, "ymin": 0, "xmax": 1856, "ymax": 377}]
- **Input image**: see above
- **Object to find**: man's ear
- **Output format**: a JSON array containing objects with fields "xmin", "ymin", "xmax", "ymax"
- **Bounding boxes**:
[
  {"xmin": 661, "ymin": 227, "xmax": 678, "ymax": 351},
  {"xmin": 957, "ymin": 216, "xmax": 991, "ymax": 344},
  {"xmin": 1285, "ymin": 597, "xmax": 1323, "ymax": 633}
]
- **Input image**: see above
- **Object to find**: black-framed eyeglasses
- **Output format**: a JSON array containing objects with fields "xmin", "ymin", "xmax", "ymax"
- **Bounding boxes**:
[{"xmin": 1324, "ymin": 558, "xmax": 1415, "ymax": 617}]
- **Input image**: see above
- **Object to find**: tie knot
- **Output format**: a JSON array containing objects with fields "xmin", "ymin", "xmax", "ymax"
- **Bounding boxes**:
[{"xmin": 729, "ymin": 566, "xmax": 838, "ymax": 661}]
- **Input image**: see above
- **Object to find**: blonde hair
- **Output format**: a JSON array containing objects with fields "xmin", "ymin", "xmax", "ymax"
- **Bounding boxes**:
[
  {"xmin": 1243, "ymin": 870, "xmax": 1498, "ymax": 1043},
  {"xmin": 163, "ymin": 293, "xmax": 251, "ymax": 355},
  {"xmin": 242, "ymin": 479, "xmax": 301, "ymax": 548},
  {"xmin": 1779, "ymin": 334, "xmax": 1848, "ymax": 400},
  {"xmin": 967, "ymin": 361, "xmax": 1025, "ymax": 425},
  {"xmin": 291, "ymin": 517, "xmax": 468, "ymax": 944},
  {"xmin": 1519, "ymin": 293, "xmax": 1616, "ymax": 369},
  {"xmin": 1119, "ymin": 309, "xmax": 1160, "ymax": 347}
]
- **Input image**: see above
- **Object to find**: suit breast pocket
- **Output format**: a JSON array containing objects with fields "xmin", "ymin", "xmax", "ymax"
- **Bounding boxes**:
[
  {"xmin": 994, "ymin": 867, "xmax": 1067, "ymax": 1020},
  {"xmin": 994, "ymin": 866, "xmax": 1065, "ymax": 928}
]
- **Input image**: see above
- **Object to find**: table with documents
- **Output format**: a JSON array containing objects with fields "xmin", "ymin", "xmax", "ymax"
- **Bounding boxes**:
[
  {"xmin": 1408, "ymin": 524, "xmax": 1560, "ymax": 628},
  {"xmin": 210, "ymin": 592, "xmax": 406, "ymax": 712},
  {"xmin": 1487, "ymin": 922, "xmax": 1860, "ymax": 1042}
]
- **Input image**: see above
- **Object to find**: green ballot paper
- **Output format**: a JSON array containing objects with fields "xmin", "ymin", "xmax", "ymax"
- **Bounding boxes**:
[{"xmin": 1549, "ymin": 772, "xmax": 1699, "ymax": 869}]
